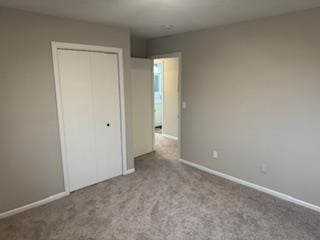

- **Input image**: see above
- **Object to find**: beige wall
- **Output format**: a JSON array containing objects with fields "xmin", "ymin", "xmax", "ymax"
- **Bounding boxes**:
[
  {"xmin": 148, "ymin": 8, "xmax": 320, "ymax": 206},
  {"xmin": 0, "ymin": 7, "xmax": 133, "ymax": 213},
  {"xmin": 131, "ymin": 37, "xmax": 147, "ymax": 58}
]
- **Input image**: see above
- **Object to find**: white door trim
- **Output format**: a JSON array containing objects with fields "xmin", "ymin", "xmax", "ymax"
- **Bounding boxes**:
[
  {"xmin": 51, "ymin": 42, "xmax": 127, "ymax": 193},
  {"xmin": 150, "ymin": 52, "xmax": 182, "ymax": 159}
]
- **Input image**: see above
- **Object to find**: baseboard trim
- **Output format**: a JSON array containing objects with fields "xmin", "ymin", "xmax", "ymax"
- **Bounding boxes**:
[
  {"xmin": 162, "ymin": 134, "xmax": 178, "ymax": 140},
  {"xmin": 0, "ymin": 192, "xmax": 69, "ymax": 220},
  {"xmin": 134, "ymin": 151, "xmax": 155, "ymax": 159},
  {"xmin": 125, "ymin": 168, "xmax": 135, "ymax": 175},
  {"xmin": 0, "ymin": 168, "xmax": 136, "ymax": 220},
  {"xmin": 179, "ymin": 158, "xmax": 320, "ymax": 213}
]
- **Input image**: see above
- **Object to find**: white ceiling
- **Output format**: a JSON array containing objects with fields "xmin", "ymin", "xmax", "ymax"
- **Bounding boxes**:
[{"xmin": 1, "ymin": 0, "xmax": 320, "ymax": 38}]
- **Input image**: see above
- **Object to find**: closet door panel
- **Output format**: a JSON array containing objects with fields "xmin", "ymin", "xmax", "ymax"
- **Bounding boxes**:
[
  {"xmin": 57, "ymin": 50, "xmax": 97, "ymax": 191},
  {"xmin": 90, "ymin": 52, "xmax": 122, "ymax": 181}
]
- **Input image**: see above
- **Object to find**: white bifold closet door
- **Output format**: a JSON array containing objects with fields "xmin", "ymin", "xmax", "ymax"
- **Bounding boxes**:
[{"xmin": 57, "ymin": 49, "xmax": 122, "ymax": 192}]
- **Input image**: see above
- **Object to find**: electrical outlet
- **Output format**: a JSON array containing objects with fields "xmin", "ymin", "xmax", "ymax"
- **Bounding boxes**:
[
  {"xmin": 213, "ymin": 150, "xmax": 218, "ymax": 159},
  {"xmin": 260, "ymin": 163, "xmax": 267, "ymax": 174}
]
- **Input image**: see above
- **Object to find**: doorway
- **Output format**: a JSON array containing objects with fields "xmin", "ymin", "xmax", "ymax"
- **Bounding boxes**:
[
  {"xmin": 152, "ymin": 54, "xmax": 181, "ymax": 156},
  {"xmin": 153, "ymin": 61, "xmax": 164, "ymax": 134}
]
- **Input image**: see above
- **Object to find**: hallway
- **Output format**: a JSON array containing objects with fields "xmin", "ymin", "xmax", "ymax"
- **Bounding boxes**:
[{"xmin": 154, "ymin": 133, "xmax": 178, "ymax": 160}]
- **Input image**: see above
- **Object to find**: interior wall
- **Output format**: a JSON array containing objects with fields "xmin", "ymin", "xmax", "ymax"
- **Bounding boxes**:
[
  {"xmin": 130, "ymin": 36, "xmax": 147, "ymax": 58},
  {"xmin": 0, "ymin": 7, "xmax": 133, "ymax": 213},
  {"xmin": 148, "ymin": 8, "xmax": 320, "ymax": 206},
  {"xmin": 131, "ymin": 58, "xmax": 153, "ymax": 157}
]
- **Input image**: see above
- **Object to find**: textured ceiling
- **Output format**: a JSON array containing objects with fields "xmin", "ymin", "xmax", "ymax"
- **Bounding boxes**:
[{"xmin": 1, "ymin": 0, "xmax": 320, "ymax": 38}]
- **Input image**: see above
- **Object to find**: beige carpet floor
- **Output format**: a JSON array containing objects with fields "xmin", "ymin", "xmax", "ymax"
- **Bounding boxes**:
[{"xmin": 0, "ymin": 133, "xmax": 319, "ymax": 239}]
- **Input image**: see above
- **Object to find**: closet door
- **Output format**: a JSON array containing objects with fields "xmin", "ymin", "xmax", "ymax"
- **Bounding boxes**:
[
  {"xmin": 57, "ymin": 49, "xmax": 122, "ymax": 192},
  {"xmin": 58, "ymin": 50, "xmax": 97, "ymax": 191},
  {"xmin": 90, "ymin": 52, "xmax": 122, "ymax": 182}
]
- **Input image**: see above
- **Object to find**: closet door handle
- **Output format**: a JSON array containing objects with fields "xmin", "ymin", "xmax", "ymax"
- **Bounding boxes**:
[{"xmin": 106, "ymin": 123, "xmax": 110, "ymax": 127}]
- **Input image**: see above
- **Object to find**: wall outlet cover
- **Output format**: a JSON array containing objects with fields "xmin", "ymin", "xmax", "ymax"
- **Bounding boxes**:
[
  {"xmin": 261, "ymin": 163, "xmax": 267, "ymax": 174},
  {"xmin": 213, "ymin": 150, "xmax": 218, "ymax": 159}
]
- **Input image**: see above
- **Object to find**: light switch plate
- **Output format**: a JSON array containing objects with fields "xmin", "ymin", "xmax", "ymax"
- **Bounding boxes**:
[{"xmin": 182, "ymin": 101, "xmax": 187, "ymax": 109}]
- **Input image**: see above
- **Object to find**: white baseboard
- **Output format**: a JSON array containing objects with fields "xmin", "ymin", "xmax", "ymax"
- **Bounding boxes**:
[
  {"xmin": 125, "ymin": 168, "xmax": 135, "ymax": 175},
  {"xmin": 162, "ymin": 134, "xmax": 178, "ymax": 140},
  {"xmin": 0, "ymin": 192, "xmax": 69, "ymax": 220},
  {"xmin": 1, "ymin": 169, "xmax": 136, "ymax": 220},
  {"xmin": 179, "ymin": 158, "xmax": 320, "ymax": 213}
]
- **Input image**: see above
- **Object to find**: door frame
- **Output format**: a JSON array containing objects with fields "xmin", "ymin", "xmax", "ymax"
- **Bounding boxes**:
[
  {"xmin": 51, "ymin": 42, "xmax": 127, "ymax": 193},
  {"xmin": 150, "ymin": 52, "xmax": 182, "ymax": 159}
]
